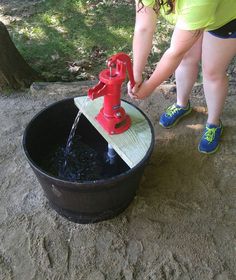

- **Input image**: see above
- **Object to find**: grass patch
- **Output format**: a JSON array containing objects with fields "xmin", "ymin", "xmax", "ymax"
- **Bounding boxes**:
[{"xmin": 7, "ymin": 0, "xmax": 172, "ymax": 82}]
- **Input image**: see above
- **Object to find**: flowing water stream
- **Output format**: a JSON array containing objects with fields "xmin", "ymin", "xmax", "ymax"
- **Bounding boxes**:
[
  {"xmin": 40, "ymin": 98, "xmax": 129, "ymax": 182},
  {"xmin": 62, "ymin": 97, "xmax": 90, "ymax": 172}
]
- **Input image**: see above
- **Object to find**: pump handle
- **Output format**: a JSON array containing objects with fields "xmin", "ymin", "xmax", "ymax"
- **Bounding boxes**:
[{"xmin": 107, "ymin": 53, "xmax": 136, "ymax": 89}]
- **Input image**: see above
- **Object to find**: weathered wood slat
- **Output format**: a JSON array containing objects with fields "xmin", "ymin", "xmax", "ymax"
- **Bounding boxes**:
[{"xmin": 74, "ymin": 96, "xmax": 152, "ymax": 168}]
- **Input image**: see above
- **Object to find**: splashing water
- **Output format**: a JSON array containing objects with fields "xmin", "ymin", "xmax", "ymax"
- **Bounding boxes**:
[{"xmin": 62, "ymin": 97, "xmax": 90, "ymax": 172}]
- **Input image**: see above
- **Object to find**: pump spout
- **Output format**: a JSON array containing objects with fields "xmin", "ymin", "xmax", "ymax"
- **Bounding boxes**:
[{"xmin": 88, "ymin": 81, "xmax": 107, "ymax": 100}]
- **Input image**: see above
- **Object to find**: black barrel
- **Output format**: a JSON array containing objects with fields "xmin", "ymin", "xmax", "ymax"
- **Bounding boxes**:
[{"xmin": 23, "ymin": 98, "xmax": 154, "ymax": 223}]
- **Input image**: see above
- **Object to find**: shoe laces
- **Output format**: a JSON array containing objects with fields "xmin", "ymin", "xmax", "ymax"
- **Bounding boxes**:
[
  {"xmin": 166, "ymin": 104, "xmax": 182, "ymax": 117},
  {"xmin": 204, "ymin": 127, "xmax": 217, "ymax": 143}
]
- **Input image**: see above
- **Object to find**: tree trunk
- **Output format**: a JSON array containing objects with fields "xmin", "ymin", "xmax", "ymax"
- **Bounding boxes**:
[{"xmin": 0, "ymin": 21, "xmax": 41, "ymax": 90}]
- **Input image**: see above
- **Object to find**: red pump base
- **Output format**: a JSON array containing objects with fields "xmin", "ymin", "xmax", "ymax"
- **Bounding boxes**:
[{"xmin": 96, "ymin": 107, "xmax": 131, "ymax": 135}]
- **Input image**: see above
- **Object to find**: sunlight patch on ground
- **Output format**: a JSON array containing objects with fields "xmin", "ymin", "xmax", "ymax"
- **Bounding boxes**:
[
  {"xmin": 0, "ymin": 15, "xmax": 17, "ymax": 25},
  {"xmin": 186, "ymin": 124, "xmax": 204, "ymax": 131},
  {"xmin": 16, "ymin": 24, "xmax": 48, "ymax": 41},
  {"xmin": 193, "ymin": 106, "xmax": 208, "ymax": 114}
]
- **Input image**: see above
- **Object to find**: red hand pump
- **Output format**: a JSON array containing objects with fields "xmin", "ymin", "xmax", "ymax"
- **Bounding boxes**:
[{"xmin": 88, "ymin": 52, "xmax": 135, "ymax": 135}]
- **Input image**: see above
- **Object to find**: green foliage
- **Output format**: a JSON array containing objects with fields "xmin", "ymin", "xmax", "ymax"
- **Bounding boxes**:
[{"xmin": 8, "ymin": 0, "xmax": 172, "ymax": 81}]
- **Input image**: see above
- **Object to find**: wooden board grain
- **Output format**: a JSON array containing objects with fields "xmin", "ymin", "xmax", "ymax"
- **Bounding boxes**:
[{"xmin": 74, "ymin": 96, "xmax": 152, "ymax": 168}]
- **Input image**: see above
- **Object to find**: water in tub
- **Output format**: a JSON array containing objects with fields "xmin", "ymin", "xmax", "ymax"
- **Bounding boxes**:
[{"xmin": 40, "ymin": 98, "xmax": 129, "ymax": 182}]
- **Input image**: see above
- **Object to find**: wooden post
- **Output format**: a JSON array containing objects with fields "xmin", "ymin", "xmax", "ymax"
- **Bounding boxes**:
[{"xmin": 0, "ymin": 21, "xmax": 40, "ymax": 90}]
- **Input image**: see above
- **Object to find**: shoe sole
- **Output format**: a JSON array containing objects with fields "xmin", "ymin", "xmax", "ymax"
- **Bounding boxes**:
[
  {"xmin": 159, "ymin": 107, "xmax": 192, "ymax": 129},
  {"xmin": 198, "ymin": 144, "xmax": 220, "ymax": 155},
  {"xmin": 198, "ymin": 126, "xmax": 223, "ymax": 155}
]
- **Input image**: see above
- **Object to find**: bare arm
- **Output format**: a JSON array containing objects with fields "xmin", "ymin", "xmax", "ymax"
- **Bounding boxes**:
[
  {"xmin": 132, "ymin": 26, "xmax": 202, "ymax": 99},
  {"xmin": 132, "ymin": 3, "xmax": 157, "ymax": 84}
]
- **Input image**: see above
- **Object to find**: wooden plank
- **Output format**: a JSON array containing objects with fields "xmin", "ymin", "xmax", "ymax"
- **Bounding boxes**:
[{"xmin": 74, "ymin": 96, "xmax": 152, "ymax": 168}]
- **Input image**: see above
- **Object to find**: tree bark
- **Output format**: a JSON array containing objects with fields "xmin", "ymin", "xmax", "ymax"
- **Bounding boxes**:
[{"xmin": 0, "ymin": 21, "xmax": 41, "ymax": 90}]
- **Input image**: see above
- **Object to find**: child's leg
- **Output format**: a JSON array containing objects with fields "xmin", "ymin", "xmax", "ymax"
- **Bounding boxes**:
[
  {"xmin": 159, "ymin": 35, "xmax": 202, "ymax": 128},
  {"xmin": 175, "ymin": 35, "xmax": 203, "ymax": 107},
  {"xmin": 202, "ymin": 32, "xmax": 236, "ymax": 125}
]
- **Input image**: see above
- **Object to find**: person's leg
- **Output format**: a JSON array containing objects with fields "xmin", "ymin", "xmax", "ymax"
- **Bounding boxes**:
[
  {"xmin": 202, "ymin": 32, "xmax": 236, "ymax": 125},
  {"xmin": 159, "ymin": 35, "xmax": 203, "ymax": 128},
  {"xmin": 175, "ymin": 34, "xmax": 203, "ymax": 107},
  {"xmin": 198, "ymin": 32, "xmax": 236, "ymax": 153}
]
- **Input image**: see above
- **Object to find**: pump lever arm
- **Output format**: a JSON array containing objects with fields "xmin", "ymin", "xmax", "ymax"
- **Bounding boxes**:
[{"xmin": 107, "ymin": 52, "xmax": 136, "ymax": 89}]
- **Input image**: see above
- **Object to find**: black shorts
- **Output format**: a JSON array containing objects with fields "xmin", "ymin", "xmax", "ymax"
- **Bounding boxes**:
[{"xmin": 208, "ymin": 18, "xmax": 236, "ymax": 39}]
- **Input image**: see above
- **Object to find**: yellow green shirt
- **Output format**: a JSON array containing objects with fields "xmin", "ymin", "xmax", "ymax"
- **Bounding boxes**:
[{"xmin": 141, "ymin": 0, "xmax": 236, "ymax": 31}]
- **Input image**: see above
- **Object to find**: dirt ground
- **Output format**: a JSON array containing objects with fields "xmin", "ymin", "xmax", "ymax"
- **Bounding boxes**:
[
  {"xmin": 1, "ymin": 1, "xmax": 236, "ymax": 279},
  {"xmin": 0, "ymin": 74, "xmax": 236, "ymax": 280}
]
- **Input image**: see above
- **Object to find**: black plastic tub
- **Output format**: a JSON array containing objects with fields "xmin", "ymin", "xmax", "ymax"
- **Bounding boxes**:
[{"xmin": 23, "ymin": 97, "xmax": 154, "ymax": 223}]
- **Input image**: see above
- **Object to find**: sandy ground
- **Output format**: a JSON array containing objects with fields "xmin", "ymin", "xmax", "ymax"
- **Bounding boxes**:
[
  {"xmin": 1, "ymin": 0, "xmax": 236, "ymax": 278},
  {"xmin": 0, "ymin": 76, "xmax": 236, "ymax": 280}
]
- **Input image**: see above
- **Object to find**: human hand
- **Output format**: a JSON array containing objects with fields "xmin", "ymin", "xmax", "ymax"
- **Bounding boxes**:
[
  {"xmin": 128, "ymin": 80, "xmax": 153, "ymax": 100},
  {"xmin": 127, "ymin": 79, "xmax": 142, "ymax": 99}
]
